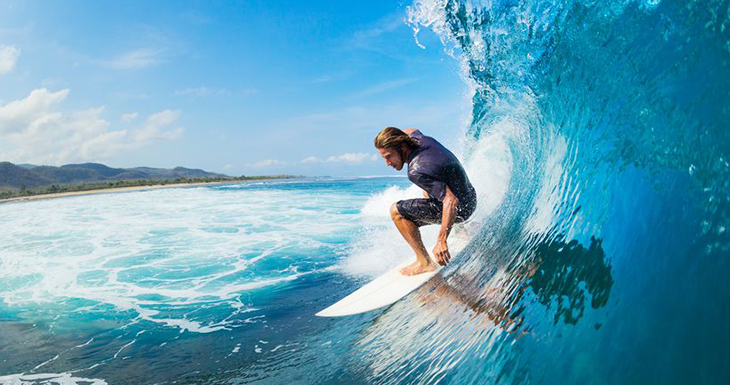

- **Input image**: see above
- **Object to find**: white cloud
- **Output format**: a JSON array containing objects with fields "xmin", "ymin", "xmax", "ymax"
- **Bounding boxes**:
[
  {"xmin": 300, "ymin": 153, "xmax": 378, "ymax": 165},
  {"xmin": 133, "ymin": 109, "xmax": 184, "ymax": 142},
  {"xmin": 351, "ymin": 78, "xmax": 418, "ymax": 99},
  {"xmin": 0, "ymin": 88, "xmax": 69, "ymax": 134},
  {"xmin": 145, "ymin": 109, "xmax": 179, "ymax": 127},
  {"xmin": 325, "ymin": 152, "xmax": 379, "ymax": 164},
  {"xmin": 0, "ymin": 88, "xmax": 183, "ymax": 164},
  {"xmin": 301, "ymin": 156, "xmax": 321, "ymax": 164},
  {"xmin": 121, "ymin": 112, "xmax": 138, "ymax": 121},
  {"xmin": 248, "ymin": 159, "xmax": 287, "ymax": 168},
  {"xmin": 104, "ymin": 49, "xmax": 161, "ymax": 69},
  {"xmin": 0, "ymin": 45, "xmax": 20, "ymax": 74}
]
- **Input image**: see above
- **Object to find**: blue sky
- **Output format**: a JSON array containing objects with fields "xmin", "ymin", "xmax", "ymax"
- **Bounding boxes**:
[{"xmin": 0, "ymin": 0, "xmax": 468, "ymax": 176}]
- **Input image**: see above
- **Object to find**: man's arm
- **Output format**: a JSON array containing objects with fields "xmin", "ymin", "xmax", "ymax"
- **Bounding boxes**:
[{"xmin": 433, "ymin": 186, "xmax": 458, "ymax": 266}]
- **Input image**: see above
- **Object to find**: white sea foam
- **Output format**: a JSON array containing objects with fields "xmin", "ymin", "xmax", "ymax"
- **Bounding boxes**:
[
  {"xmin": 341, "ymin": 184, "xmax": 426, "ymax": 277},
  {"xmin": 462, "ymin": 125, "xmax": 513, "ymax": 224},
  {"xmin": 359, "ymin": 184, "xmax": 423, "ymax": 218},
  {"xmin": 0, "ymin": 185, "xmax": 365, "ymax": 333},
  {"xmin": 0, "ymin": 372, "xmax": 107, "ymax": 385}
]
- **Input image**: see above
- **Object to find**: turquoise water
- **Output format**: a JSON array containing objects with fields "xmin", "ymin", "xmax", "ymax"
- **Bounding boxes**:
[
  {"xmin": 0, "ymin": 178, "xmax": 445, "ymax": 384},
  {"xmin": 0, "ymin": 178, "xmax": 438, "ymax": 383},
  {"xmin": 3, "ymin": 0, "xmax": 730, "ymax": 383},
  {"xmin": 0, "ymin": 176, "xmax": 501, "ymax": 384}
]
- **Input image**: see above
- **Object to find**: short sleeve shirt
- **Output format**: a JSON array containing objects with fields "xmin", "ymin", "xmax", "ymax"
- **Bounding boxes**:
[{"xmin": 406, "ymin": 130, "xmax": 477, "ymax": 207}]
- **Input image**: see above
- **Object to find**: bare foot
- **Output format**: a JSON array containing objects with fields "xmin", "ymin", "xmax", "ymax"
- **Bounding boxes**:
[{"xmin": 400, "ymin": 260, "xmax": 437, "ymax": 276}]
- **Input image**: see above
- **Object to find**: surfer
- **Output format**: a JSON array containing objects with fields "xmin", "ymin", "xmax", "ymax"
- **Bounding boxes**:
[{"xmin": 374, "ymin": 127, "xmax": 477, "ymax": 276}]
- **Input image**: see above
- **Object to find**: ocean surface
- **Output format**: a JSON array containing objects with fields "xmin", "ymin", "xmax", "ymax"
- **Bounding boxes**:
[{"xmin": 2, "ymin": 0, "xmax": 730, "ymax": 383}]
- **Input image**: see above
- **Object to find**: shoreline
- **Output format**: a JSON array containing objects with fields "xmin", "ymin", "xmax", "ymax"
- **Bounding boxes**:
[{"xmin": 0, "ymin": 181, "xmax": 232, "ymax": 205}]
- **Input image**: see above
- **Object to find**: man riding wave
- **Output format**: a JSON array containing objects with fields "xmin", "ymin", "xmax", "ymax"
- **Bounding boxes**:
[{"xmin": 374, "ymin": 127, "xmax": 477, "ymax": 276}]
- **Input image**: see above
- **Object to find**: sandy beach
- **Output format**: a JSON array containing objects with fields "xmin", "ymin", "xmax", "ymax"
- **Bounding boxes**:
[{"xmin": 0, "ymin": 181, "xmax": 230, "ymax": 205}]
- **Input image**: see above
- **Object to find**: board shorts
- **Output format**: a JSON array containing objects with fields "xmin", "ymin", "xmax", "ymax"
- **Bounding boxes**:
[{"xmin": 396, "ymin": 197, "xmax": 476, "ymax": 228}]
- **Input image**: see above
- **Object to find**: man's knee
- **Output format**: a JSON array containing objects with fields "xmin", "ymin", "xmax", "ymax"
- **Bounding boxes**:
[{"xmin": 390, "ymin": 202, "xmax": 402, "ymax": 221}]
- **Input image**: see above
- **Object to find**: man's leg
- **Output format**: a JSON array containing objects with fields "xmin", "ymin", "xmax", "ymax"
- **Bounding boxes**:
[{"xmin": 390, "ymin": 203, "xmax": 437, "ymax": 276}]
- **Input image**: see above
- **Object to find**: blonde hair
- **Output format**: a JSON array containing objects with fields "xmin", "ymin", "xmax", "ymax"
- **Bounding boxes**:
[{"xmin": 373, "ymin": 127, "xmax": 419, "ymax": 150}]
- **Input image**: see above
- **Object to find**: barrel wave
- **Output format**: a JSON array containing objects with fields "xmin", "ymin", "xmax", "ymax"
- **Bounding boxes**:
[
  {"xmin": 1, "ymin": 1, "xmax": 729, "ymax": 384},
  {"xmin": 348, "ymin": 0, "xmax": 730, "ymax": 383}
]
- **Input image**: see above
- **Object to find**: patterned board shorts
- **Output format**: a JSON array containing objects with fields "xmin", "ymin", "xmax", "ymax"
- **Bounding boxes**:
[{"xmin": 396, "ymin": 197, "xmax": 476, "ymax": 227}]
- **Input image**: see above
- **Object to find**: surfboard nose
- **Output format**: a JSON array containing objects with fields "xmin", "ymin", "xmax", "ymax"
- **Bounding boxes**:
[{"xmin": 315, "ymin": 262, "xmax": 442, "ymax": 317}]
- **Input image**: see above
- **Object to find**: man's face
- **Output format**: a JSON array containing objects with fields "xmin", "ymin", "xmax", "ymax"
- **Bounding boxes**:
[{"xmin": 378, "ymin": 147, "xmax": 405, "ymax": 171}]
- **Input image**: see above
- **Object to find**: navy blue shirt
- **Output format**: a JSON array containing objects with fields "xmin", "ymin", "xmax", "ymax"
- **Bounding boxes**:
[{"xmin": 406, "ymin": 130, "xmax": 477, "ymax": 207}]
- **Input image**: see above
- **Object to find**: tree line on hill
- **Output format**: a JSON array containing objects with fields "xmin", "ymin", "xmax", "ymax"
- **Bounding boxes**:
[{"xmin": 0, "ymin": 162, "xmax": 297, "ymax": 199}]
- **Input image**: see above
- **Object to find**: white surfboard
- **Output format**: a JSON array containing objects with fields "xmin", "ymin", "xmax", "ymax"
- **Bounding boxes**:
[{"xmin": 316, "ymin": 261, "xmax": 442, "ymax": 317}]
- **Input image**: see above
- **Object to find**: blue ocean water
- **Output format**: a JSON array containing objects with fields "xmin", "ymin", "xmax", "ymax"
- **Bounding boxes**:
[
  {"xmin": 0, "ymin": 178, "xmax": 436, "ymax": 384},
  {"xmin": 2, "ymin": 0, "xmax": 730, "ymax": 383}
]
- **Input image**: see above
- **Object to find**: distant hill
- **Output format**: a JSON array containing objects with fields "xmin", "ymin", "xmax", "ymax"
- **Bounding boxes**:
[
  {"xmin": 129, "ymin": 166, "xmax": 220, "ymax": 179},
  {"xmin": 0, "ymin": 162, "xmax": 228, "ymax": 190},
  {"xmin": 0, "ymin": 162, "xmax": 53, "ymax": 189},
  {"xmin": 61, "ymin": 163, "xmax": 129, "ymax": 178}
]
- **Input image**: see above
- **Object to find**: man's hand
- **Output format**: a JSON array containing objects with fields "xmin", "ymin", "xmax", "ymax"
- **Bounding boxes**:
[
  {"xmin": 433, "ymin": 239, "xmax": 451, "ymax": 266},
  {"xmin": 434, "ymin": 186, "xmax": 457, "ymax": 266}
]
